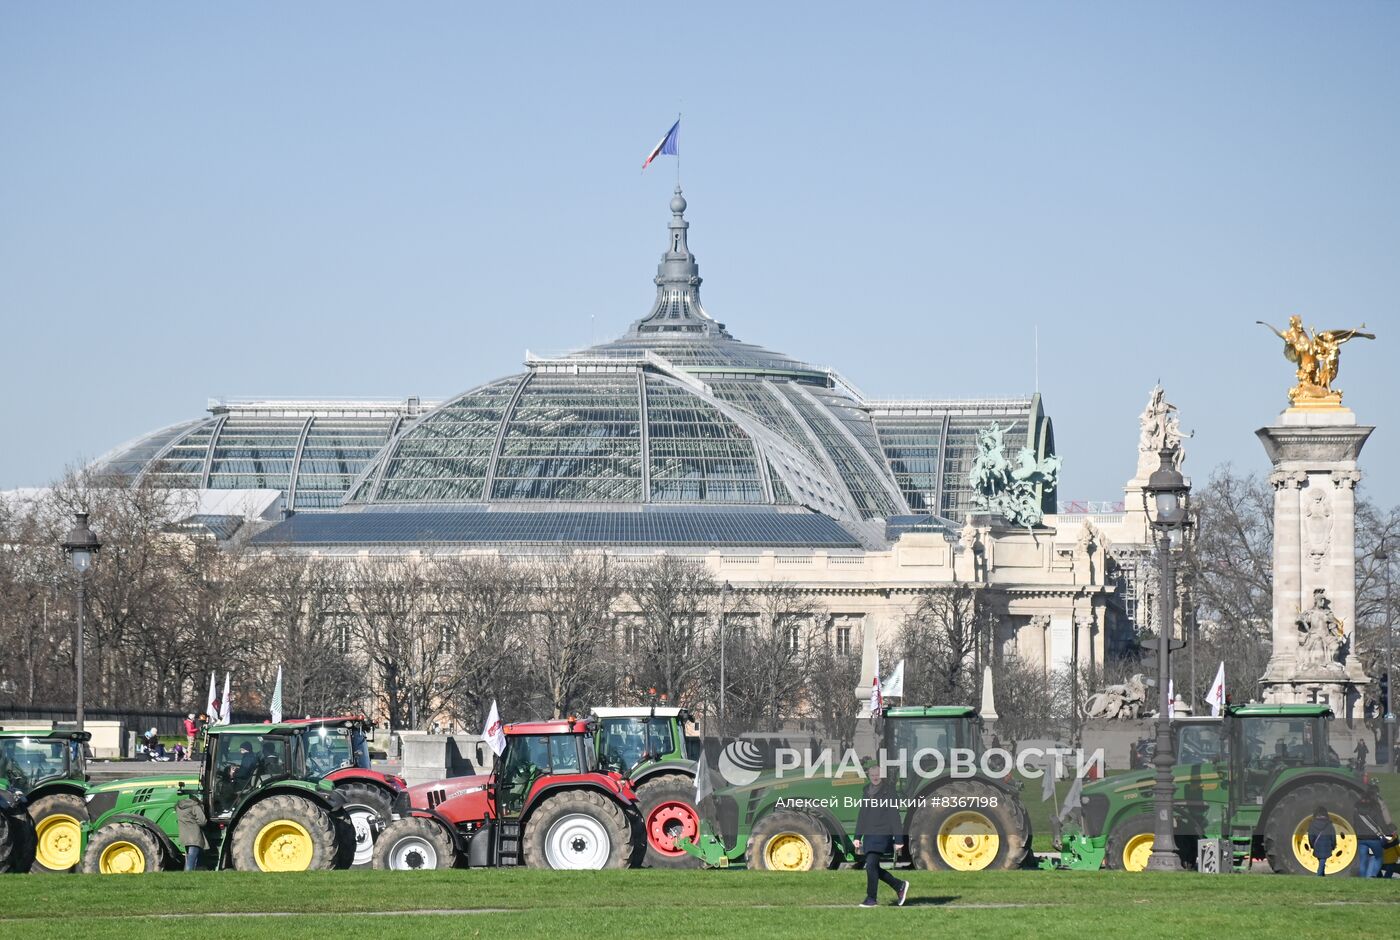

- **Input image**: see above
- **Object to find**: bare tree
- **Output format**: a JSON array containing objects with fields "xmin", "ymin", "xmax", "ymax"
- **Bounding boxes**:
[
  {"xmin": 349, "ymin": 558, "xmax": 449, "ymax": 731},
  {"xmin": 623, "ymin": 555, "xmax": 714, "ymax": 706},
  {"xmin": 721, "ymin": 583, "xmax": 823, "ymax": 734},
  {"xmin": 527, "ymin": 553, "xmax": 619, "ymax": 718},
  {"xmin": 804, "ymin": 617, "xmax": 861, "ymax": 748},
  {"xmin": 896, "ymin": 586, "xmax": 989, "ymax": 706},
  {"xmin": 434, "ymin": 554, "xmax": 532, "ymax": 728}
]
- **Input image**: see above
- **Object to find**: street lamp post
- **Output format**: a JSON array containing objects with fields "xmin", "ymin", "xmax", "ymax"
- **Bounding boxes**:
[
  {"xmin": 717, "ymin": 580, "xmax": 732, "ymax": 741},
  {"xmin": 1377, "ymin": 541, "xmax": 1394, "ymax": 763},
  {"xmin": 61, "ymin": 512, "xmax": 102, "ymax": 733},
  {"xmin": 1141, "ymin": 448, "xmax": 1190, "ymax": 872}
]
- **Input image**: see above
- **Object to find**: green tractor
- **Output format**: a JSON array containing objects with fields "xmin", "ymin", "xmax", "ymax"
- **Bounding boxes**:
[
  {"xmin": 1055, "ymin": 703, "xmax": 1367, "ymax": 874},
  {"xmin": 591, "ymin": 706, "xmax": 702, "ymax": 868},
  {"xmin": 0, "ymin": 729, "xmax": 91, "ymax": 873},
  {"xmin": 682, "ymin": 705, "xmax": 1032, "ymax": 872},
  {"xmin": 80, "ymin": 722, "xmax": 348, "ymax": 874}
]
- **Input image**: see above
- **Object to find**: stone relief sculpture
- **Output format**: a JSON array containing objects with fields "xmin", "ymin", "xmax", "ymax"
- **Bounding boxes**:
[
  {"xmin": 1257, "ymin": 316, "xmax": 1374, "ymax": 405},
  {"xmin": 1303, "ymin": 486, "xmax": 1333, "ymax": 572},
  {"xmin": 1136, "ymin": 385, "xmax": 1186, "ymax": 476},
  {"xmin": 968, "ymin": 422, "xmax": 1061, "ymax": 528},
  {"xmin": 1296, "ymin": 589, "xmax": 1346, "ymax": 672},
  {"xmin": 1083, "ymin": 673, "xmax": 1149, "ymax": 721}
]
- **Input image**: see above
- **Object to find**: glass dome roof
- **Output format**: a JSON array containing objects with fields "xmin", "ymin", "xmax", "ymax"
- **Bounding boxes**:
[{"xmin": 345, "ymin": 189, "xmax": 908, "ymax": 523}]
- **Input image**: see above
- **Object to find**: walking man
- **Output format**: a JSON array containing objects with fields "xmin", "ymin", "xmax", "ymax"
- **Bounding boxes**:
[{"xmin": 853, "ymin": 767, "xmax": 910, "ymax": 907}]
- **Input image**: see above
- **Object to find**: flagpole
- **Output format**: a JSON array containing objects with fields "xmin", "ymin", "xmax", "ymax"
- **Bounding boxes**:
[{"xmin": 675, "ymin": 111, "xmax": 682, "ymax": 187}]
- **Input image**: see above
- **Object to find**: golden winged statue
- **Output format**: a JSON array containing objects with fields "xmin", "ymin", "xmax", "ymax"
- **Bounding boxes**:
[{"xmin": 1257, "ymin": 315, "xmax": 1374, "ymax": 406}]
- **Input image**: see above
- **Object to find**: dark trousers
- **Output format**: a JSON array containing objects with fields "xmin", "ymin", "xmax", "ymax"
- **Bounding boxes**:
[
  {"xmin": 1313, "ymin": 841, "xmax": 1334, "ymax": 876},
  {"xmin": 184, "ymin": 845, "xmax": 201, "ymax": 871},
  {"xmin": 864, "ymin": 851, "xmax": 901, "ymax": 901}
]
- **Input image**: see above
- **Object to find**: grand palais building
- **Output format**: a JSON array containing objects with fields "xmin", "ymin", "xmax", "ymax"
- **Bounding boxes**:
[{"xmin": 90, "ymin": 189, "xmax": 1141, "ymax": 678}]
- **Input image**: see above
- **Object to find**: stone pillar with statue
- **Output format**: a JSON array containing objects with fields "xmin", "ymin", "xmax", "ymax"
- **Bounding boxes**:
[{"xmin": 1255, "ymin": 318, "xmax": 1374, "ymax": 743}]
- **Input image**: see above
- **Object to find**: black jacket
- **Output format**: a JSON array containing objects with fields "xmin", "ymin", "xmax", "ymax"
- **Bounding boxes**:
[
  {"xmin": 854, "ymin": 782, "xmax": 903, "ymax": 855},
  {"xmin": 1353, "ymin": 798, "xmax": 1391, "ymax": 841},
  {"xmin": 1307, "ymin": 815, "xmax": 1336, "ymax": 854}
]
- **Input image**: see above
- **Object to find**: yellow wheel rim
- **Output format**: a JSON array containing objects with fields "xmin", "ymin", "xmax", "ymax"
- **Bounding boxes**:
[
  {"xmin": 34, "ymin": 814, "xmax": 82, "ymax": 870},
  {"xmin": 98, "ymin": 840, "xmax": 147, "ymax": 875},
  {"xmin": 763, "ymin": 832, "xmax": 814, "ymax": 871},
  {"xmin": 1122, "ymin": 832, "xmax": 1154, "ymax": 872},
  {"xmin": 253, "ymin": 818, "xmax": 315, "ymax": 872},
  {"xmin": 1292, "ymin": 813, "xmax": 1357, "ymax": 875},
  {"xmin": 937, "ymin": 811, "xmax": 1001, "ymax": 870}
]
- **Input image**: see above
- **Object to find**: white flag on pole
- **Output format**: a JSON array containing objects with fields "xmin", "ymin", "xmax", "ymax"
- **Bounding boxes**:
[
  {"xmin": 1207, "ymin": 661, "xmax": 1226, "ymax": 717},
  {"xmin": 270, "ymin": 665, "xmax": 284, "ymax": 723},
  {"xmin": 206, "ymin": 671, "xmax": 218, "ymax": 722},
  {"xmin": 1041, "ymin": 760, "xmax": 1057, "ymax": 802},
  {"xmin": 483, "ymin": 700, "xmax": 507, "ymax": 756},
  {"xmin": 868, "ymin": 644, "xmax": 883, "ymax": 715},
  {"xmin": 1167, "ymin": 679, "xmax": 1175, "ymax": 720},
  {"xmin": 694, "ymin": 749, "xmax": 713, "ymax": 805},
  {"xmin": 883, "ymin": 660, "xmax": 905, "ymax": 699},
  {"xmin": 1058, "ymin": 773, "xmax": 1085, "ymax": 823},
  {"xmin": 220, "ymin": 672, "xmax": 231, "ymax": 725}
]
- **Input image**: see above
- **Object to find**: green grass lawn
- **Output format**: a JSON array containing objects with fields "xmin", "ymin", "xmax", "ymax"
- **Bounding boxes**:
[{"xmin": 1, "ymin": 868, "xmax": 1397, "ymax": 939}]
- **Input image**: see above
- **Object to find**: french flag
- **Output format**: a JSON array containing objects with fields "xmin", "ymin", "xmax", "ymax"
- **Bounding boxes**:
[{"xmin": 642, "ymin": 119, "xmax": 680, "ymax": 170}]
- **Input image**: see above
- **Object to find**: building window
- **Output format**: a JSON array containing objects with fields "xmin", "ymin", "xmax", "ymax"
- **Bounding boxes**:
[
  {"xmin": 786, "ymin": 625, "xmax": 801, "ymax": 654},
  {"xmin": 836, "ymin": 626, "xmax": 852, "ymax": 655},
  {"xmin": 334, "ymin": 620, "xmax": 351, "ymax": 655}
]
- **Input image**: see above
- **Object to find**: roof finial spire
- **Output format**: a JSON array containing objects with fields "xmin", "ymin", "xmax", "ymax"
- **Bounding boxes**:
[{"xmin": 624, "ymin": 188, "xmax": 730, "ymax": 338}]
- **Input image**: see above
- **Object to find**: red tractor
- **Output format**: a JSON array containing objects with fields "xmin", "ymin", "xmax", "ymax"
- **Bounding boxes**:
[
  {"xmin": 373, "ymin": 717, "xmax": 642, "ymax": 871},
  {"xmin": 287, "ymin": 716, "xmax": 406, "ymax": 868}
]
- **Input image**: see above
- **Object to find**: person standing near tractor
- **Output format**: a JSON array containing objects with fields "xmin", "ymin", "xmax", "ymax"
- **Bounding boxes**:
[
  {"xmin": 1352, "ymin": 786, "xmax": 1394, "ymax": 878},
  {"xmin": 852, "ymin": 768, "xmax": 910, "ymax": 907},
  {"xmin": 1308, "ymin": 806, "xmax": 1337, "ymax": 876},
  {"xmin": 176, "ymin": 795, "xmax": 209, "ymax": 871},
  {"xmin": 184, "ymin": 714, "xmax": 198, "ymax": 753}
]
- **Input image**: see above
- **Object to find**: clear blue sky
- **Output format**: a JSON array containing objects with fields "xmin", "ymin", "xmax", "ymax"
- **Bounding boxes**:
[{"xmin": 2, "ymin": 2, "xmax": 1396, "ymax": 502}]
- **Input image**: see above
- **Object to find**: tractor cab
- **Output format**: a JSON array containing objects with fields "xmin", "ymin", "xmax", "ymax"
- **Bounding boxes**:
[
  {"xmin": 204, "ymin": 724, "xmax": 317, "ymax": 819},
  {"xmin": 1226, "ymin": 704, "xmax": 1335, "ymax": 807},
  {"xmin": 288, "ymin": 716, "xmax": 373, "ymax": 778},
  {"xmin": 1174, "ymin": 717, "xmax": 1224, "ymax": 766},
  {"xmin": 591, "ymin": 707, "xmax": 696, "ymax": 776},
  {"xmin": 0, "ymin": 730, "xmax": 90, "ymax": 794},
  {"xmin": 493, "ymin": 718, "xmax": 601, "ymax": 818},
  {"xmin": 882, "ymin": 706, "xmax": 982, "ymax": 793}
]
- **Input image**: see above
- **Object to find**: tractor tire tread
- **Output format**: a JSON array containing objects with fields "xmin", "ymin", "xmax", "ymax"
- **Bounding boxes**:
[
  {"xmin": 522, "ymin": 789, "xmax": 634, "ymax": 870},
  {"xmin": 230, "ymin": 793, "xmax": 340, "ymax": 872}
]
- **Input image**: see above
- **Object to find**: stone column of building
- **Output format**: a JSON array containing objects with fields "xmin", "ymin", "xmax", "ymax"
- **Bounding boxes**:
[
  {"xmin": 1265, "ymin": 469, "xmax": 1307, "ymax": 679},
  {"xmin": 1257, "ymin": 407, "xmax": 1373, "ymax": 732},
  {"xmin": 1329, "ymin": 470, "xmax": 1365, "ymax": 680}
]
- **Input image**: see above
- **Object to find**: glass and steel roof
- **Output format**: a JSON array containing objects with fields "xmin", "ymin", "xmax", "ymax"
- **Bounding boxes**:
[
  {"xmin": 90, "ymin": 188, "xmax": 1052, "ymax": 549},
  {"xmin": 93, "ymin": 399, "xmax": 431, "ymax": 511},
  {"xmin": 250, "ymin": 509, "xmax": 862, "ymax": 549},
  {"xmin": 868, "ymin": 396, "xmax": 1056, "ymax": 519}
]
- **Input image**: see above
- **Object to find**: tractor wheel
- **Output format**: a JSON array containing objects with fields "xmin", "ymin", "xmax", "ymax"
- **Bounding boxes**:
[
  {"xmin": 908, "ymin": 780, "xmax": 1028, "ymax": 871},
  {"xmin": 635, "ymin": 774, "xmax": 703, "ymax": 869},
  {"xmin": 80, "ymin": 823, "xmax": 164, "ymax": 875},
  {"xmin": 335, "ymin": 782, "xmax": 393, "ymax": 869},
  {"xmin": 1104, "ymin": 815, "xmax": 1159, "ymax": 871},
  {"xmin": 230, "ymin": 795, "xmax": 339, "ymax": 872},
  {"xmin": 1263, "ymin": 781, "xmax": 1360, "ymax": 876},
  {"xmin": 523, "ymin": 790, "xmax": 634, "ymax": 870},
  {"xmin": 748, "ymin": 811, "xmax": 832, "ymax": 872},
  {"xmin": 373, "ymin": 816, "xmax": 457, "ymax": 871},
  {"xmin": 28, "ymin": 793, "xmax": 87, "ymax": 874}
]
